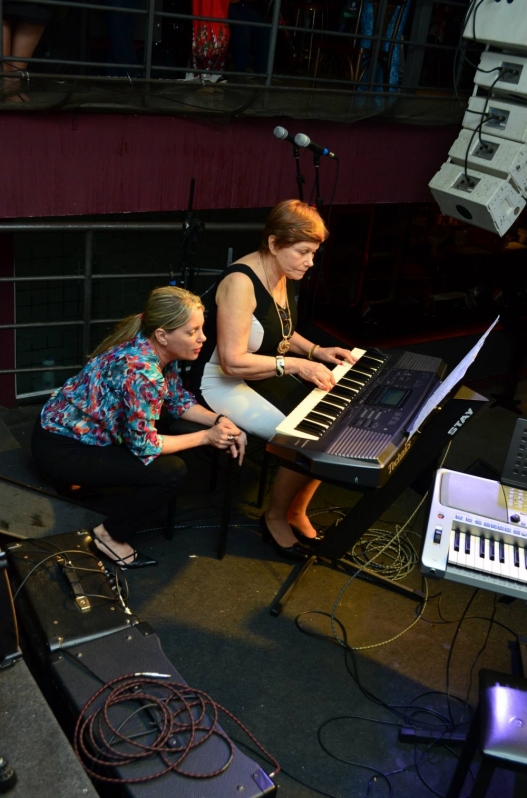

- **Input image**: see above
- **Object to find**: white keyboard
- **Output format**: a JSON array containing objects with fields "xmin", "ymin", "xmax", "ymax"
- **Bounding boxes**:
[{"xmin": 421, "ymin": 469, "xmax": 527, "ymax": 600}]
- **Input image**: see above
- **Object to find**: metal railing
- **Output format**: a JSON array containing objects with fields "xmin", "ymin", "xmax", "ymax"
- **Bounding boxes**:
[
  {"xmin": 0, "ymin": 0, "xmax": 479, "ymax": 102},
  {"xmin": 0, "ymin": 221, "xmax": 263, "ymax": 382}
]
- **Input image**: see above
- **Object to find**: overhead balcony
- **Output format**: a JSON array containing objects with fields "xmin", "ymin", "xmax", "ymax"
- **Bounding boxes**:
[{"xmin": 0, "ymin": 0, "xmax": 480, "ymax": 125}]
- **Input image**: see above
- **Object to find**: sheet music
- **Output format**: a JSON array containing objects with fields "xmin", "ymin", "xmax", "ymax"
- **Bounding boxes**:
[{"xmin": 406, "ymin": 316, "xmax": 500, "ymax": 438}]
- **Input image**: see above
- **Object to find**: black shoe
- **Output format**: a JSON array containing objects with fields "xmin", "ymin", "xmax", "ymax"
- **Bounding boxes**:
[
  {"xmin": 290, "ymin": 524, "xmax": 324, "ymax": 547},
  {"xmin": 91, "ymin": 535, "xmax": 158, "ymax": 570},
  {"xmin": 259, "ymin": 516, "xmax": 310, "ymax": 561}
]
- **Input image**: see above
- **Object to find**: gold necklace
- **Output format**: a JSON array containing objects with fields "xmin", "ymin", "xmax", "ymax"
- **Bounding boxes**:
[{"xmin": 259, "ymin": 252, "xmax": 292, "ymax": 355}]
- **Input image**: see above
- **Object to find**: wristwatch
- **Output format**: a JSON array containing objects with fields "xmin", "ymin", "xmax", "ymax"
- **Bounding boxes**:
[{"xmin": 275, "ymin": 356, "xmax": 285, "ymax": 377}]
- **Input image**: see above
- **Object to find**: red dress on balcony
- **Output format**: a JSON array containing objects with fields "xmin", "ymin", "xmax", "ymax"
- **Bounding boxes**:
[{"xmin": 192, "ymin": 0, "xmax": 231, "ymax": 74}]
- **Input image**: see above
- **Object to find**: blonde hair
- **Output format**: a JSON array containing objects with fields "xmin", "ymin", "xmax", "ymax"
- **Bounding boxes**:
[
  {"xmin": 91, "ymin": 286, "xmax": 204, "ymax": 357},
  {"xmin": 260, "ymin": 199, "xmax": 329, "ymax": 252}
]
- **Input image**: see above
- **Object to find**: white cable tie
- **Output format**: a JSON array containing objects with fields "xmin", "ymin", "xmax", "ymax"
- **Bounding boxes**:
[{"xmin": 134, "ymin": 672, "xmax": 171, "ymax": 678}]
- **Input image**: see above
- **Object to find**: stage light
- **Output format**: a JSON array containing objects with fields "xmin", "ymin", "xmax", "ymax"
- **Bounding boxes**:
[
  {"xmin": 474, "ymin": 51, "xmax": 527, "ymax": 100},
  {"xmin": 429, "ymin": 162, "xmax": 526, "ymax": 236},
  {"xmin": 463, "ymin": 94, "xmax": 527, "ymax": 144},
  {"xmin": 447, "ymin": 129, "xmax": 527, "ymax": 195},
  {"xmin": 463, "ymin": 0, "xmax": 527, "ymax": 54},
  {"xmin": 428, "ymin": 2, "xmax": 527, "ymax": 235}
]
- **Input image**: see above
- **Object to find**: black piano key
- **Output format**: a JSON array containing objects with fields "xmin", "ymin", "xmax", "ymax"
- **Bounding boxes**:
[
  {"xmin": 479, "ymin": 536, "xmax": 485, "ymax": 558},
  {"xmin": 301, "ymin": 416, "xmax": 327, "ymax": 430},
  {"xmin": 349, "ymin": 366, "xmax": 374, "ymax": 378},
  {"xmin": 340, "ymin": 375, "xmax": 365, "ymax": 386},
  {"xmin": 306, "ymin": 410, "xmax": 332, "ymax": 427},
  {"xmin": 489, "ymin": 539, "xmax": 495, "ymax": 561},
  {"xmin": 329, "ymin": 388, "xmax": 353, "ymax": 402},
  {"xmin": 514, "ymin": 546, "xmax": 520, "ymax": 568},
  {"xmin": 296, "ymin": 420, "xmax": 324, "ymax": 436},
  {"xmin": 454, "ymin": 529, "xmax": 460, "ymax": 552},
  {"xmin": 341, "ymin": 373, "xmax": 367, "ymax": 385},
  {"xmin": 360, "ymin": 355, "xmax": 381, "ymax": 367},
  {"xmin": 499, "ymin": 540, "xmax": 505, "ymax": 564},
  {"xmin": 332, "ymin": 383, "xmax": 357, "ymax": 396},
  {"xmin": 338, "ymin": 383, "xmax": 359, "ymax": 394},
  {"xmin": 312, "ymin": 399, "xmax": 340, "ymax": 417},
  {"xmin": 349, "ymin": 371, "xmax": 374, "ymax": 382},
  {"xmin": 319, "ymin": 395, "xmax": 347, "ymax": 410},
  {"xmin": 465, "ymin": 533, "xmax": 471, "ymax": 555}
]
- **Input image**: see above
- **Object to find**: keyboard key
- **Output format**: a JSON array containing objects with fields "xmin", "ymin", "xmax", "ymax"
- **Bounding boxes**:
[{"xmin": 465, "ymin": 533, "xmax": 476, "ymax": 569}]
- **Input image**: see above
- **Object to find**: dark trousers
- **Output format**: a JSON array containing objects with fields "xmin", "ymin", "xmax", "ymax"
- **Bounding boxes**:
[
  {"xmin": 31, "ymin": 421, "xmax": 187, "ymax": 542},
  {"xmin": 228, "ymin": 3, "xmax": 270, "ymax": 73},
  {"xmin": 106, "ymin": 0, "xmax": 141, "ymax": 77}
]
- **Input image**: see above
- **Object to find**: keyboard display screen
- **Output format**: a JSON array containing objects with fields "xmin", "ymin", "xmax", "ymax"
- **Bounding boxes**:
[{"xmin": 374, "ymin": 387, "xmax": 410, "ymax": 408}]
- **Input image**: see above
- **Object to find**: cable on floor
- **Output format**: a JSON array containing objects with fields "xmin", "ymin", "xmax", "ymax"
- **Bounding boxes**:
[{"xmin": 73, "ymin": 673, "xmax": 280, "ymax": 784}]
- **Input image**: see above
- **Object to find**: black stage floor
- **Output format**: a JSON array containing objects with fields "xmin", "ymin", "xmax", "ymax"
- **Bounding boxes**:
[{"xmin": 1, "ymin": 355, "xmax": 527, "ymax": 797}]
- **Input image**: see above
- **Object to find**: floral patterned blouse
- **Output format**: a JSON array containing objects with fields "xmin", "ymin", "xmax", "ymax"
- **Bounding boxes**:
[{"xmin": 40, "ymin": 334, "xmax": 197, "ymax": 464}]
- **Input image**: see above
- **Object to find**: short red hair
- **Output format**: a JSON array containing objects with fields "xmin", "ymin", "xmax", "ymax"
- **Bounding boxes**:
[{"xmin": 260, "ymin": 200, "xmax": 329, "ymax": 252}]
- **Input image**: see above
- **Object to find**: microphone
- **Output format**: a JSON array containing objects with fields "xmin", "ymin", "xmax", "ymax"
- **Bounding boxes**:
[
  {"xmin": 294, "ymin": 133, "xmax": 337, "ymax": 159},
  {"xmin": 273, "ymin": 125, "xmax": 297, "ymax": 145}
]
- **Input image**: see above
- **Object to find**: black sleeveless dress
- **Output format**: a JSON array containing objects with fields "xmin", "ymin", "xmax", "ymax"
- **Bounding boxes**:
[{"xmin": 190, "ymin": 264, "xmax": 310, "ymax": 436}]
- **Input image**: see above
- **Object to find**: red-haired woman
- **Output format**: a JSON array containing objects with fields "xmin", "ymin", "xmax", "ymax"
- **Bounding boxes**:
[{"xmin": 192, "ymin": 200, "xmax": 358, "ymax": 560}]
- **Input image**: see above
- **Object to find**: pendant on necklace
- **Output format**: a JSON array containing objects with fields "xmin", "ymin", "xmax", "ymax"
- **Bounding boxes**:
[{"xmin": 277, "ymin": 339, "xmax": 290, "ymax": 354}]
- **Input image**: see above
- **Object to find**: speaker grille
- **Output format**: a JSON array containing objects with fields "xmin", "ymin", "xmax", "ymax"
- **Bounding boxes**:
[
  {"xmin": 327, "ymin": 428, "xmax": 391, "ymax": 460},
  {"xmin": 395, "ymin": 352, "xmax": 442, "ymax": 372}
]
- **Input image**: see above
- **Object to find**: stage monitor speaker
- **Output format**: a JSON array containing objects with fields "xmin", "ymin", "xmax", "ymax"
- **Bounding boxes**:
[
  {"xmin": 6, "ymin": 530, "xmax": 139, "ymax": 655},
  {"xmin": 448, "ymin": 129, "xmax": 527, "ymax": 195},
  {"xmin": 429, "ymin": 161, "xmax": 526, "ymax": 235},
  {"xmin": 48, "ymin": 623, "xmax": 277, "ymax": 797},
  {"xmin": 475, "ymin": 51, "xmax": 527, "ymax": 100},
  {"xmin": 463, "ymin": 0, "xmax": 527, "ymax": 54},
  {"xmin": 463, "ymin": 93, "xmax": 527, "ymax": 144}
]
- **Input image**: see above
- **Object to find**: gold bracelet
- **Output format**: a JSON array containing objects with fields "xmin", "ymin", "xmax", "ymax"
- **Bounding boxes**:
[{"xmin": 308, "ymin": 344, "xmax": 320, "ymax": 361}]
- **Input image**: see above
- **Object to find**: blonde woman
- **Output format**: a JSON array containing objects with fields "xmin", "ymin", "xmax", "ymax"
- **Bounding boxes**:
[{"xmin": 31, "ymin": 286, "xmax": 246, "ymax": 569}]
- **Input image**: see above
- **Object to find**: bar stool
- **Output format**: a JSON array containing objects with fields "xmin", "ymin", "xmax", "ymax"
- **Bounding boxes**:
[
  {"xmin": 159, "ymin": 416, "xmax": 233, "ymax": 560},
  {"xmin": 293, "ymin": 1, "xmax": 327, "ymax": 74},
  {"xmin": 446, "ymin": 669, "xmax": 527, "ymax": 798}
]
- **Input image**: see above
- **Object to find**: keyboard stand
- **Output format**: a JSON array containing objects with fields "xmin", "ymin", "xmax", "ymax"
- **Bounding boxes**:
[{"xmin": 269, "ymin": 386, "xmax": 488, "ymax": 617}]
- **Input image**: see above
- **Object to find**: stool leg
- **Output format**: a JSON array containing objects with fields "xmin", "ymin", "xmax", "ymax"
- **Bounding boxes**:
[
  {"xmin": 217, "ymin": 455, "xmax": 233, "ymax": 560},
  {"xmin": 446, "ymin": 708, "xmax": 481, "ymax": 798},
  {"xmin": 165, "ymin": 496, "xmax": 177, "ymax": 541},
  {"xmin": 209, "ymin": 448, "xmax": 219, "ymax": 492}
]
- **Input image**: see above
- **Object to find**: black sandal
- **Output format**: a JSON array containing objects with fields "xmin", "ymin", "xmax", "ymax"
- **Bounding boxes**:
[{"xmin": 91, "ymin": 533, "xmax": 158, "ymax": 570}]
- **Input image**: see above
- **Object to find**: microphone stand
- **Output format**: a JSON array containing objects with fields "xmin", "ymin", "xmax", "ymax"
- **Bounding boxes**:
[
  {"xmin": 313, "ymin": 153, "xmax": 323, "ymax": 210},
  {"xmin": 177, "ymin": 178, "xmax": 205, "ymax": 292},
  {"xmin": 293, "ymin": 144, "xmax": 305, "ymax": 201},
  {"xmin": 299, "ymin": 153, "xmax": 324, "ymax": 326}
]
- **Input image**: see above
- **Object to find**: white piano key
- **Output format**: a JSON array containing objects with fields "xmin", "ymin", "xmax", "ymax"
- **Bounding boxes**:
[
  {"xmin": 499, "ymin": 542, "xmax": 512, "ymax": 579},
  {"xmin": 478, "ymin": 537, "xmax": 494, "ymax": 576},
  {"xmin": 517, "ymin": 546, "xmax": 527, "ymax": 583},
  {"xmin": 489, "ymin": 539, "xmax": 501, "ymax": 577},
  {"xmin": 448, "ymin": 529, "xmax": 458, "ymax": 566},
  {"xmin": 511, "ymin": 544, "xmax": 521, "ymax": 577},
  {"xmin": 465, "ymin": 532, "xmax": 476, "ymax": 570}
]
